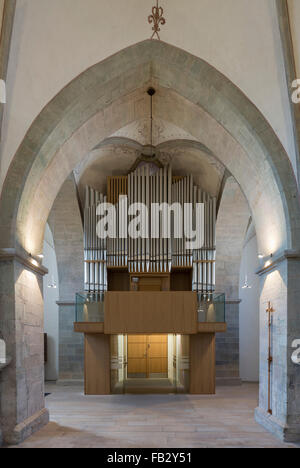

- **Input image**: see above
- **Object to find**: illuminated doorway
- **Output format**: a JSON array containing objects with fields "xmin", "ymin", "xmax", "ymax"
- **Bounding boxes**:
[
  {"xmin": 127, "ymin": 334, "xmax": 168, "ymax": 379},
  {"xmin": 110, "ymin": 334, "xmax": 189, "ymax": 394}
]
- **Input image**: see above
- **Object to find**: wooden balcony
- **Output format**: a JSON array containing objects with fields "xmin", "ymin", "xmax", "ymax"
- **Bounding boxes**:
[
  {"xmin": 104, "ymin": 291, "xmax": 198, "ymax": 335},
  {"xmin": 74, "ymin": 291, "xmax": 227, "ymax": 335}
]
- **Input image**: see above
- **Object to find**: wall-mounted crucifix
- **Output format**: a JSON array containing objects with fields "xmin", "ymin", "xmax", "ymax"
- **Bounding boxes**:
[{"xmin": 266, "ymin": 301, "xmax": 274, "ymax": 415}]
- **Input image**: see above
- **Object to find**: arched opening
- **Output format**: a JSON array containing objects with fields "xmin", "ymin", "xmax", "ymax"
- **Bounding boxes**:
[{"xmin": 0, "ymin": 40, "xmax": 299, "ymax": 444}]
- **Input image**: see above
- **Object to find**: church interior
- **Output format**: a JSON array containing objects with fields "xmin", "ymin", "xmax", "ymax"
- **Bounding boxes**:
[{"xmin": 0, "ymin": 0, "xmax": 300, "ymax": 449}]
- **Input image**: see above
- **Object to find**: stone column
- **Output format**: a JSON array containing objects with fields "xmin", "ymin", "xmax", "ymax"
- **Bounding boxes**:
[
  {"xmin": 0, "ymin": 250, "xmax": 49, "ymax": 445},
  {"xmin": 216, "ymin": 176, "xmax": 250, "ymax": 385},
  {"xmin": 48, "ymin": 175, "xmax": 84, "ymax": 382},
  {"xmin": 255, "ymin": 252, "xmax": 300, "ymax": 442}
]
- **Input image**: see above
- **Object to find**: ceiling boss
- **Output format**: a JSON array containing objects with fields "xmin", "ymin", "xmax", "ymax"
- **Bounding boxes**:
[{"xmin": 148, "ymin": 0, "xmax": 166, "ymax": 40}]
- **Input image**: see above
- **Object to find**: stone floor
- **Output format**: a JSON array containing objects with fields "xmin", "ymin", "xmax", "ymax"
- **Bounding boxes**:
[
  {"xmin": 123, "ymin": 378, "xmax": 175, "ymax": 394},
  {"xmin": 9, "ymin": 383, "xmax": 299, "ymax": 448}
]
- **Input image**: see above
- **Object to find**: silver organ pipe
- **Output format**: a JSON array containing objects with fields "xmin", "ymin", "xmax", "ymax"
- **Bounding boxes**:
[
  {"xmin": 84, "ymin": 186, "xmax": 108, "ymax": 299},
  {"xmin": 191, "ymin": 186, "xmax": 217, "ymax": 300},
  {"xmin": 84, "ymin": 165, "xmax": 217, "ymax": 296}
]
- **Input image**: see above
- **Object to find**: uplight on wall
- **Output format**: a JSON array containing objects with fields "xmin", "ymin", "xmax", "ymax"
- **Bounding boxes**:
[
  {"xmin": 0, "ymin": 79, "xmax": 6, "ymax": 104},
  {"xmin": 47, "ymin": 276, "xmax": 57, "ymax": 289},
  {"xmin": 242, "ymin": 275, "xmax": 252, "ymax": 290},
  {"xmin": 257, "ymin": 253, "xmax": 273, "ymax": 269},
  {"xmin": 29, "ymin": 254, "xmax": 39, "ymax": 267},
  {"xmin": 29, "ymin": 253, "xmax": 44, "ymax": 267},
  {"xmin": 258, "ymin": 253, "xmax": 273, "ymax": 260},
  {"xmin": 242, "ymin": 251, "xmax": 252, "ymax": 289},
  {"xmin": 0, "ymin": 338, "xmax": 6, "ymax": 364}
]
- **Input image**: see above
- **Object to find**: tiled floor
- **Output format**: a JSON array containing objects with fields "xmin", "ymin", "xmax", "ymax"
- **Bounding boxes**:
[{"xmin": 10, "ymin": 383, "xmax": 299, "ymax": 448}]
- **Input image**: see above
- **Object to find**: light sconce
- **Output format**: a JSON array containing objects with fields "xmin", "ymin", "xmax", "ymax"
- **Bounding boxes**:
[
  {"xmin": 258, "ymin": 253, "xmax": 274, "ymax": 269},
  {"xmin": 29, "ymin": 253, "xmax": 44, "ymax": 265},
  {"xmin": 29, "ymin": 253, "xmax": 39, "ymax": 267},
  {"xmin": 0, "ymin": 79, "xmax": 6, "ymax": 104},
  {"xmin": 47, "ymin": 276, "xmax": 57, "ymax": 289},
  {"xmin": 258, "ymin": 253, "xmax": 273, "ymax": 260},
  {"xmin": 242, "ymin": 275, "xmax": 252, "ymax": 290}
]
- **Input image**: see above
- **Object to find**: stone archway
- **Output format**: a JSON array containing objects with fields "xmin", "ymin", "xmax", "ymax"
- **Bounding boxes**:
[
  {"xmin": 0, "ymin": 40, "xmax": 299, "ymax": 255},
  {"xmin": 0, "ymin": 40, "xmax": 299, "ymax": 443}
]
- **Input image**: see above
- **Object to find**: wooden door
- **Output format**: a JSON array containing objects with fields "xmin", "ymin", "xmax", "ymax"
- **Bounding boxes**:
[
  {"xmin": 127, "ymin": 335, "xmax": 168, "ymax": 378},
  {"xmin": 148, "ymin": 334, "xmax": 168, "ymax": 377},
  {"xmin": 127, "ymin": 335, "xmax": 147, "ymax": 377}
]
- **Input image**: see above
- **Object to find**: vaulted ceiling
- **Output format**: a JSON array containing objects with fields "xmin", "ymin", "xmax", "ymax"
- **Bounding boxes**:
[{"xmin": 73, "ymin": 118, "xmax": 226, "ymax": 205}]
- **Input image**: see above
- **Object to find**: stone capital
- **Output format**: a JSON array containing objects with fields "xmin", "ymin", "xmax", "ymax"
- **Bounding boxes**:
[
  {"xmin": 0, "ymin": 248, "xmax": 48, "ymax": 277},
  {"xmin": 256, "ymin": 249, "xmax": 300, "ymax": 277}
]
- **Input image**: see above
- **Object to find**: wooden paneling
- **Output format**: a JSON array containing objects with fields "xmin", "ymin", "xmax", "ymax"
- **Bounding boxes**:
[
  {"xmin": 84, "ymin": 334, "xmax": 110, "ymax": 395},
  {"xmin": 108, "ymin": 269, "xmax": 130, "ymax": 291},
  {"xmin": 190, "ymin": 333, "xmax": 216, "ymax": 395},
  {"xmin": 107, "ymin": 176, "xmax": 128, "ymax": 204},
  {"xmin": 198, "ymin": 323, "xmax": 227, "ymax": 333},
  {"xmin": 104, "ymin": 291, "xmax": 198, "ymax": 334},
  {"xmin": 74, "ymin": 322, "xmax": 227, "ymax": 336},
  {"xmin": 170, "ymin": 270, "xmax": 192, "ymax": 291},
  {"xmin": 74, "ymin": 323, "xmax": 104, "ymax": 334},
  {"xmin": 130, "ymin": 274, "xmax": 170, "ymax": 292},
  {"xmin": 172, "ymin": 176, "xmax": 184, "ymax": 183}
]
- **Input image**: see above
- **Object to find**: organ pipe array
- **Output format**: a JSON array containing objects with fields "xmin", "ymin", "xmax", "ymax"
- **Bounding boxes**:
[
  {"xmin": 128, "ymin": 165, "xmax": 172, "ymax": 273},
  {"xmin": 192, "ymin": 190, "xmax": 216, "ymax": 296},
  {"xmin": 84, "ymin": 186, "xmax": 108, "ymax": 298},
  {"xmin": 84, "ymin": 164, "xmax": 216, "ymax": 296}
]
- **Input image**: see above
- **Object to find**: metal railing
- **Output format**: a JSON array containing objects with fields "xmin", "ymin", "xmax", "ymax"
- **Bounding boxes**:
[{"xmin": 197, "ymin": 293, "xmax": 225, "ymax": 323}]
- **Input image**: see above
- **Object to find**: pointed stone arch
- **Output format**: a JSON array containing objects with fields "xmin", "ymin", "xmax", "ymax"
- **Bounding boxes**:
[
  {"xmin": 0, "ymin": 39, "xmax": 298, "ymax": 258},
  {"xmin": 0, "ymin": 39, "xmax": 299, "ymax": 443}
]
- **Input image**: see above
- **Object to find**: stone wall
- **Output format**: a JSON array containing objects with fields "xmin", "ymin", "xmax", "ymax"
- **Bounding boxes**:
[
  {"xmin": 48, "ymin": 175, "xmax": 84, "ymax": 381},
  {"xmin": 255, "ymin": 255, "xmax": 300, "ymax": 442},
  {"xmin": 215, "ymin": 176, "xmax": 251, "ymax": 384},
  {"xmin": 0, "ymin": 256, "xmax": 49, "ymax": 445},
  {"xmin": 1, "ymin": 0, "xmax": 296, "ymax": 197},
  {"xmin": 239, "ymin": 227, "xmax": 260, "ymax": 381},
  {"xmin": 216, "ymin": 302, "xmax": 240, "ymax": 383}
]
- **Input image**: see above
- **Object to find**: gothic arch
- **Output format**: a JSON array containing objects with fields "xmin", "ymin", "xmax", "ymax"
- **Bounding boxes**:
[{"xmin": 0, "ymin": 39, "xmax": 298, "ymax": 260}]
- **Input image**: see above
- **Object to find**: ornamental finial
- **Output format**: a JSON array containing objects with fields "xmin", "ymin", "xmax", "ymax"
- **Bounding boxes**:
[{"xmin": 148, "ymin": 0, "xmax": 166, "ymax": 40}]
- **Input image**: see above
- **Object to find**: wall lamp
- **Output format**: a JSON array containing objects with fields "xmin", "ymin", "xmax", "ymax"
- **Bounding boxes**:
[
  {"xmin": 29, "ymin": 253, "xmax": 39, "ymax": 267},
  {"xmin": 29, "ymin": 253, "xmax": 44, "ymax": 268},
  {"xmin": 47, "ymin": 275, "xmax": 57, "ymax": 289},
  {"xmin": 258, "ymin": 253, "xmax": 273, "ymax": 260}
]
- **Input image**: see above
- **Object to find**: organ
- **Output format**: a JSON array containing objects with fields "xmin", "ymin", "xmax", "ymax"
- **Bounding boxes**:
[
  {"xmin": 76, "ymin": 89, "xmax": 226, "ymax": 397},
  {"xmin": 84, "ymin": 163, "xmax": 216, "ymax": 298},
  {"xmin": 77, "ymin": 160, "xmax": 226, "ymax": 396}
]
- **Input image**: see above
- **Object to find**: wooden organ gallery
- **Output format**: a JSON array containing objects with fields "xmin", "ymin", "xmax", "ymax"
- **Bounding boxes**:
[{"xmin": 74, "ymin": 162, "xmax": 227, "ymax": 395}]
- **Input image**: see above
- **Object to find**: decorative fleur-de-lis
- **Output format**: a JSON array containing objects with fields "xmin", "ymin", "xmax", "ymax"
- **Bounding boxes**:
[{"xmin": 148, "ymin": 1, "xmax": 166, "ymax": 40}]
